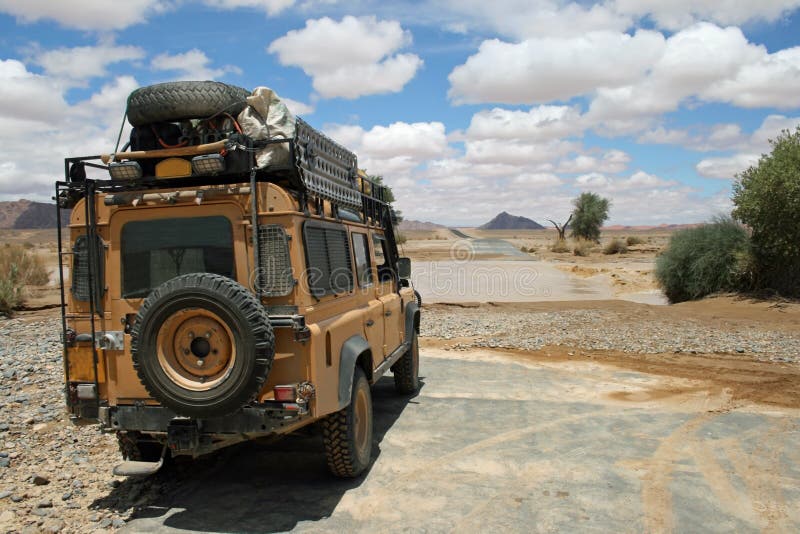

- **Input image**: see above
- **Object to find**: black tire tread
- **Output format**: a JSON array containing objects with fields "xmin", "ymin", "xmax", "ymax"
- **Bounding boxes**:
[
  {"xmin": 393, "ymin": 332, "xmax": 419, "ymax": 394},
  {"xmin": 130, "ymin": 273, "xmax": 274, "ymax": 418},
  {"xmin": 127, "ymin": 81, "xmax": 250, "ymax": 127},
  {"xmin": 322, "ymin": 368, "xmax": 370, "ymax": 478}
]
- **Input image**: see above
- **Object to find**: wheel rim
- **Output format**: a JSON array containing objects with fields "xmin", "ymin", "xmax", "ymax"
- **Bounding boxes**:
[
  {"xmin": 353, "ymin": 385, "xmax": 371, "ymax": 463},
  {"xmin": 156, "ymin": 308, "xmax": 237, "ymax": 392}
]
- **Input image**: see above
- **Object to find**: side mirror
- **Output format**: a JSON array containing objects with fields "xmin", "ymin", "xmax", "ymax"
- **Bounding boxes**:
[{"xmin": 397, "ymin": 257, "xmax": 411, "ymax": 279}]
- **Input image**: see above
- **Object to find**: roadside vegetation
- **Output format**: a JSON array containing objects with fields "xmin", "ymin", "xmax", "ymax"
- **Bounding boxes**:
[
  {"xmin": 657, "ymin": 126, "xmax": 800, "ymax": 303},
  {"xmin": 571, "ymin": 192, "xmax": 610, "ymax": 242},
  {"xmin": 656, "ymin": 217, "xmax": 752, "ymax": 303},
  {"xmin": 0, "ymin": 244, "xmax": 50, "ymax": 315},
  {"xmin": 603, "ymin": 238, "xmax": 628, "ymax": 255}
]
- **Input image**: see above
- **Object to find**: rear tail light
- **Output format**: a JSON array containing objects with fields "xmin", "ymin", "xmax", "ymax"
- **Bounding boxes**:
[{"xmin": 273, "ymin": 385, "xmax": 297, "ymax": 402}]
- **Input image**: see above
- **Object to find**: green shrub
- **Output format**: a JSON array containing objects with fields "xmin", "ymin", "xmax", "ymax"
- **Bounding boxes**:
[
  {"xmin": 626, "ymin": 236, "xmax": 644, "ymax": 246},
  {"xmin": 655, "ymin": 217, "xmax": 752, "ymax": 303},
  {"xmin": 0, "ymin": 245, "xmax": 50, "ymax": 315},
  {"xmin": 572, "ymin": 239, "xmax": 593, "ymax": 257},
  {"xmin": 550, "ymin": 239, "xmax": 570, "ymax": 253},
  {"xmin": 733, "ymin": 126, "xmax": 800, "ymax": 296},
  {"xmin": 571, "ymin": 192, "xmax": 610, "ymax": 242},
  {"xmin": 603, "ymin": 238, "xmax": 628, "ymax": 255},
  {"xmin": 396, "ymin": 232, "xmax": 408, "ymax": 245}
]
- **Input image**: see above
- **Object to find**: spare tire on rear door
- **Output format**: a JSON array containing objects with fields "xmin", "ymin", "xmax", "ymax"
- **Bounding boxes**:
[
  {"xmin": 130, "ymin": 273, "xmax": 274, "ymax": 419},
  {"xmin": 126, "ymin": 81, "xmax": 250, "ymax": 127}
]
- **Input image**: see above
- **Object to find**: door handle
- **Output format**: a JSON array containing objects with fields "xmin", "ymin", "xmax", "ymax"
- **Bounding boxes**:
[
  {"xmin": 366, "ymin": 319, "xmax": 375, "ymax": 327},
  {"xmin": 384, "ymin": 311, "xmax": 392, "ymax": 317}
]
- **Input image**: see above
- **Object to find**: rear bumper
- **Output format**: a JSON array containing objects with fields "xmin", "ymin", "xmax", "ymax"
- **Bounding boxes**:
[{"xmin": 100, "ymin": 403, "xmax": 307, "ymax": 435}]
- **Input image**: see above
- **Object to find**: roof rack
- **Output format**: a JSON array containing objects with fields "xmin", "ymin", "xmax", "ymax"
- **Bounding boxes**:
[{"xmin": 60, "ymin": 117, "xmax": 394, "ymax": 228}]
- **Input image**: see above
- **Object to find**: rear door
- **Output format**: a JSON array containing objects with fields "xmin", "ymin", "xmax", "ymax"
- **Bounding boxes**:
[
  {"xmin": 373, "ymin": 233, "xmax": 402, "ymax": 355},
  {"xmin": 351, "ymin": 231, "xmax": 384, "ymax": 361}
]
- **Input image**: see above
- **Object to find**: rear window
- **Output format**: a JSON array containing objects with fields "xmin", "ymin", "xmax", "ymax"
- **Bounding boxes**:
[{"xmin": 121, "ymin": 216, "xmax": 234, "ymax": 298}]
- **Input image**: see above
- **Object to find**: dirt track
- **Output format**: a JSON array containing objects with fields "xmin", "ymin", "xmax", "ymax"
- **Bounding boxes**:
[{"xmin": 121, "ymin": 345, "xmax": 799, "ymax": 533}]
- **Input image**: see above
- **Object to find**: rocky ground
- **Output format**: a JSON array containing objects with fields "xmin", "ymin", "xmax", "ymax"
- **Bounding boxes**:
[
  {"xmin": 0, "ymin": 312, "xmax": 166, "ymax": 534},
  {"xmin": 421, "ymin": 300, "xmax": 800, "ymax": 363},
  {"xmin": 1, "ymin": 296, "xmax": 799, "ymax": 532}
]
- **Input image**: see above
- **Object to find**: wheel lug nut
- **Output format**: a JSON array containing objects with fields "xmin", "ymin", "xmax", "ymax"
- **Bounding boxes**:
[
  {"xmin": 196, "ymin": 359, "xmax": 204, "ymax": 366},
  {"xmin": 183, "ymin": 348, "xmax": 189, "ymax": 355},
  {"xmin": 206, "ymin": 331, "xmax": 212, "ymax": 338}
]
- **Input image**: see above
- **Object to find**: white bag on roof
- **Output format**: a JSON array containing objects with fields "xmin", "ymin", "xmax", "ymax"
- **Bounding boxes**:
[{"xmin": 237, "ymin": 87, "xmax": 296, "ymax": 168}]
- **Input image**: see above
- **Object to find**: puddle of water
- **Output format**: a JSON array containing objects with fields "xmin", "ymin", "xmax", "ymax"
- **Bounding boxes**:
[
  {"xmin": 411, "ymin": 260, "xmax": 668, "ymax": 305},
  {"xmin": 411, "ymin": 260, "xmax": 615, "ymax": 303}
]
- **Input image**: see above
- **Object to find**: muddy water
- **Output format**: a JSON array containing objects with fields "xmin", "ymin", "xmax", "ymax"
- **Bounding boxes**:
[{"xmin": 410, "ymin": 260, "xmax": 667, "ymax": 304}]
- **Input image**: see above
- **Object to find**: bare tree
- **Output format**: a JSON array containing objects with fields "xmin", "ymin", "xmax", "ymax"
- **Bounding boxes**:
[{"xmin": 547, "ymin": 214, "xmax": 572, "ymax": 241}]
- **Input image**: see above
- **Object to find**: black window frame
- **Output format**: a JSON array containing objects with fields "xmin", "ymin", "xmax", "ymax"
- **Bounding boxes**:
[
  {"xmin": 302, "ymin": 220, "xmax": 354, "ymax": 298},
  {"xmin": 351, "ymin": 231, "xmax": 373, "ymax": 288},
  {"xmin": 372, "ymin": 233, "xmax": 394, "ymax": 283}
]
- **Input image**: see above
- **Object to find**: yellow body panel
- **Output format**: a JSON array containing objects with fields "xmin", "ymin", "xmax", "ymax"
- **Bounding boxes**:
[
  {"xmin": 67, "ymin": 345, "xmax": 106, "ymax": 382},
  {"xmin": 155, "ymin": 157, "xmax": 192, "ymax": 178}
]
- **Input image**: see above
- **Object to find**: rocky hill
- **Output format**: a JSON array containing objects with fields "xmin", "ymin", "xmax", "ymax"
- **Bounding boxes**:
[
  {"xmin": 0, "ymin": 200, "xmax": 69, "ymax": 229},
  {"xmin": 479, "ymin": 211, "xmax": 544, "ymax": 230}
]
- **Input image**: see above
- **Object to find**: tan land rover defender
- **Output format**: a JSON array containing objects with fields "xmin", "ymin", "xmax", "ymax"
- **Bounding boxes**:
[{"xmin": 55, "ymin": 81, "xmax": 421, "ymax": 478}]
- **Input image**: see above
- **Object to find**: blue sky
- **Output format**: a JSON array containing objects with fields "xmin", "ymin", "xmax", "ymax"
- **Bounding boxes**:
[{"xmin": 1, "ymin": 1, "xmax": 799, "ymax": 226}]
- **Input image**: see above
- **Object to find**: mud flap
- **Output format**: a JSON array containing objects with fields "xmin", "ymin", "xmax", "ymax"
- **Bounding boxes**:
[{"xmin": 113, "ymin": 457, "xmax": 164, "ymax": 477}]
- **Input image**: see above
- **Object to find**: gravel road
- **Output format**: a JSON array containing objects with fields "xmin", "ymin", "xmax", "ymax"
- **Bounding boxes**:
[
  {"xmin": 0, "ymin": 313, "xmax": 159, "ymax": 533},
  {"xmin": 421, "ymin": 301, "xmax": 800, "ymax": 362}
]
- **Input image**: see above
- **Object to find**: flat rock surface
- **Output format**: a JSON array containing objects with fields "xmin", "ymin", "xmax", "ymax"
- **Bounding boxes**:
[{"xmin": 122, "ymin": 346, "xmax": 800, "ymax": 533}]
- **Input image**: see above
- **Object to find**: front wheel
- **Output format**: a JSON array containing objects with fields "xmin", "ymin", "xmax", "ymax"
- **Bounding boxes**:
[
  {"xmin": 393, "ymin": 331, "xmax": 419, "ymax": 394},
  {"xmin": 322, "ymin": 367, "xmax": 373, "ymax": 478}
]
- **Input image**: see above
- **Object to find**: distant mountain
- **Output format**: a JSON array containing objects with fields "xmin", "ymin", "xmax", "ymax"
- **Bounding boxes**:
[
  {"xmin": 397, "ymin": 219, "xmax": 445, "ymax": 231},
  {"xmin": 0, "ymin": 200, "xmax": 69, "ymax": 229},
  {"xmin": 479, "ymin": 211, "xmax": 544, "ymax": 230}
]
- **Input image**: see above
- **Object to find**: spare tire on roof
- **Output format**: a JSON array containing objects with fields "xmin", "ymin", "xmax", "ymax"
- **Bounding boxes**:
[{"xmin": 126, "ymin": 81, "xmax": 250, "ymax": 127}]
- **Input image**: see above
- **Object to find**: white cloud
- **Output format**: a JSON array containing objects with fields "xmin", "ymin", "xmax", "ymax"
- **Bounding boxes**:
[
  {"xmin": 0, "ymin": 0, "xmax": 167, "ymax": 30},
  {"xmin": 695, "ymin": 114, "xmax": 800, "ymax": 179},
  {"xmin": 465, "ymin": 105, "xmax": 585, "ymax": 141},
  {"xmin": 702, "ymin": 46, "xmax": 800, "ymax": 108},
  {"xmin": 32, "ymin": 44, "xmax": 145, "ymax": 83},
  {"xmin": 0, "ymin": 69, "xmax": 140, "ymax": 201},
  {"xmin": 575, "ymin": 172, "xmax": 610, "ymax": 188},
  {"xmin": 325, "ymin": 121, "xmax": 448, "ymax": 175},
  {"xmin": 464, "ymin": 138, "xmax": 578, "ymax": 166},
  {"xmin": 0, "ymin": 59, "xmax": 68, "ymax": 122},
  {"xmin": 587, "ymin": 23, "xmax": 800, "ymax": 129},
  {"xmin": 151, "ymin": 49, "xmax": 242, "ymax": 80},
  {"xmin": 281, "ymin": 97, "xmax": 314, "ymax": 115},
  {"xmin": 204, "ymin": 0, "xmax": 295, "ymax": 16},
  {"xmin": 268, "ymin": 16, "xmax": 422, "ymax": 99},
  {"xmin": 449, "ymin": 30, "xmax": 665, "ymax": 105},
  {"xmin": 612, "ymin": 0, "xmax": 800, "ymax": 31},
  {"xmin": 576, "ymin": 170, "xmax": 677, "ymax": 191},
  {"xmin": 443, "ymin": 0, "xmax": 631, "ymax": 39},
  {"xmin": 695, "ymin": 154, "xmax": 759, "ymax": 179},
  {"xmin": 557, "ymin": 150, "xmax": 631, "ymax": 174}
]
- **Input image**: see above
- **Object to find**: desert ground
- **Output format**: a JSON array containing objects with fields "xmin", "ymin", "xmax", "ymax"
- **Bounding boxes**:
[{"xmin": 1, "ymin": 228, "xmax": 798, "ymax": 532}]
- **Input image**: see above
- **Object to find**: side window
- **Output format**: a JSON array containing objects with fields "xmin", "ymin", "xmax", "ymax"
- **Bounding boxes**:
[
  {"xmin": 372, "ymin": 234, "xmax": 393, "ymax": 282},
  {"xmin": 304, "ymin": 223, "xmax": 354, "ymax": 297},
  {"xmin": 352, "ymin": 233, "xmax": 373, "ymax": 288}
]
